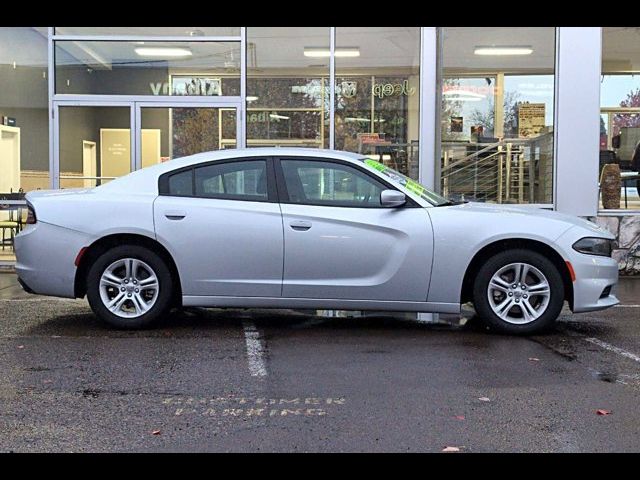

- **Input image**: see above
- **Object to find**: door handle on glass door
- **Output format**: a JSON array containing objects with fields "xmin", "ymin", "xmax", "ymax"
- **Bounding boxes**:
[
  {"xmin": 290, "ymin": 220, "xmax": 312, "ymax": 231},
  {"xmin": 164, "ymin": 211, "xmax": 187, "ymax": 220}
]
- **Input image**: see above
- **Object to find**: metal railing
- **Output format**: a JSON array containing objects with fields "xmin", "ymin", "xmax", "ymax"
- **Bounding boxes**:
[{"xmin": 441, "ymin": 134, "xmax": 553, "ymax": 204}]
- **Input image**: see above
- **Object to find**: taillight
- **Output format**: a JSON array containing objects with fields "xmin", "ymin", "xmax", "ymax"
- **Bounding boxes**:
[{"xmin": 26, "ymin": 204, "xmax": 37, "ymax": 224}]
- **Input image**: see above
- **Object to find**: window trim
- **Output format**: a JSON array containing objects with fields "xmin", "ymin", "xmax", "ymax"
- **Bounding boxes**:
[
  {"xmin": 158, "ymin": 157, "xmax": 278, "ymax": 203},
  {"xmin": 273, "ymin": 156, "xmax": 420, "ymax": 208}
]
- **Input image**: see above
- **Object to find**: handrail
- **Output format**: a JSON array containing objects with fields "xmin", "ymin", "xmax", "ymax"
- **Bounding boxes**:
[
  {"xmin": 441, "ymin": 142, "xmax": 502, "ymax": 172},
  {"xmin": 441, "ymin": 151, "xmax": 503, "ymax": 178}
]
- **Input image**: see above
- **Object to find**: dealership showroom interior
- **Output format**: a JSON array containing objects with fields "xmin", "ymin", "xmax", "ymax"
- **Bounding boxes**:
[{"xmin": 0, "ymin": 27, "xmax": 639, "ymax": 273}]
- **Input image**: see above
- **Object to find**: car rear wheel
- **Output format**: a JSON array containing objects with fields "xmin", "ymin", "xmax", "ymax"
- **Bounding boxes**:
[
  {"xmin": 472, "ymin": 249, "xmax": 564, "ymax": 334},
  {"xmin": 86, "ymin": 245, "xmax": 174, "ymax": 329}
]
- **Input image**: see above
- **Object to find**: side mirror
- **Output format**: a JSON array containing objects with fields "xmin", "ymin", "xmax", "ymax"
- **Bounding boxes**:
[{"xmin": 380, "ymin": 189, "xmax": 406, "ymax": 208}]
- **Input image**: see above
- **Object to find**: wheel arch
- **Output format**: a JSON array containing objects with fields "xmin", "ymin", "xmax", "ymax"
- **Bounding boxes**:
[
  {"xmin": 460, "ymin": 238, "xmax": 574, "ymax": 309},
  {"xmin": 74, "ymin": 233, "xmax": 182, "ymax": 306}
]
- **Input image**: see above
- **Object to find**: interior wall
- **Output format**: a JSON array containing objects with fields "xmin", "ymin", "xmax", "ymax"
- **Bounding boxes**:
[
  {"xmin": 59, "ymin": 107, "xmax": 99, "ymax": 174},
  {"xmin": 141, "ymin": 108, "xmax": 170, "ymax": 157},
  {"xmin": 0, "ymin": 64, "xmax": 48, "ymax": 174}
]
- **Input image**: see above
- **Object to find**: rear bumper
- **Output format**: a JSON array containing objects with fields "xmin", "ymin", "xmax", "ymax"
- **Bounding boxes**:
[
  {"xmin": 14, "ymin": 222, "xmax": 93, "ymax": 299},
  {"xmin": 17, "ymin": 277, "xmax": 35, "ymax": 294}
]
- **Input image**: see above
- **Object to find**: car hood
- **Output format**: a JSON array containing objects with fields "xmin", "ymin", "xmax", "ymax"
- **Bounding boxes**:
[{"xmin": 444, "ymin": 202, "xmax": 612, "ymax": 238}]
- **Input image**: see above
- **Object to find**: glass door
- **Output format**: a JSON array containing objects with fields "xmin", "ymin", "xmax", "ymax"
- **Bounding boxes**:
[
  {"xmin": 135, "ymin": 101, "xmax": 242, "ymax": 169},
  {"xmin": 54, "ymin": 102, "xmax": 135, "ymax": 189},
  {"xmin": 54, "ymin": 100, "xmax": 242, "ymax": 189}
]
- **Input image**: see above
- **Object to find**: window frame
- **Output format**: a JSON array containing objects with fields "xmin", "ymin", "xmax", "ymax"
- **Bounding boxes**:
[
  {"xmin": 158, "ymin": 157, "xmax": 278, "ymax": 203},
  {"xmin": 272, "ymin": 156, "xmax": 419, "ymax": 208}
]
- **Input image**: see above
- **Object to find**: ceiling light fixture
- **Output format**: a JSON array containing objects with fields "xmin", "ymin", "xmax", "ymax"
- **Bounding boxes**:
[
  {"xmin": 269, "ymin": 113, "xmax": 290, "ymax": 120},
  {"xmin": 474, "ymin": 46, "xmax": 533, "ymax": 56},
  {"xmin": 443, "ymin": 89, "xmax": 486, "ymax": 102},
  {"xmin": 246, "ymin": 96, "xmax": 259, "ymax": 102},
  {"xmin": 445, "ymin": 96, "xmax": 483, "ymax": 102},
  {"xmin": 134, "ymin": 47, "xmax": 193, "ymax": 57},
  {"xmin": 443, "ymin": 90, "xmax": 485, "ymax": 98},
  {"xmin": 304, "ymin": 47, "xmax": 360, "ymax": 58},
  {"xmin": 345, "ymin": 117, "xmax": 371, "ymax": 122}
]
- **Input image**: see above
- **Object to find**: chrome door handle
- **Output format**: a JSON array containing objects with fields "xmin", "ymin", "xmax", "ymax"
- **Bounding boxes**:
[
  {"xmin": 290, "ymin": 220, "xmax": 312, "ymax": 231},
  {"xmin": 165, "ymin": 211, "xmax": 186, "ymax": 220}
]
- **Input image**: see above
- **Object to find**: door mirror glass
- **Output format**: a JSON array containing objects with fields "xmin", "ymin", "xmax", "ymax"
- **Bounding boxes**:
[{"xmin": 380, "ymin": 189, "xmax": 406, "ymax": 208}]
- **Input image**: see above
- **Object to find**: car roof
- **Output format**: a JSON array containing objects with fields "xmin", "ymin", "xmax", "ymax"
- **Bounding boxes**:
[{"xmin": 97, "ymin": 148, "xmax": 367, "ymax": 195}]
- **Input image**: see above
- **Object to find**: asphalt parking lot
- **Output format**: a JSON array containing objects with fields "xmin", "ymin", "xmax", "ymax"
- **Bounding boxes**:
[{"xmin": 1, "ymin": 272, "xmax": 639, "ymax": 452}]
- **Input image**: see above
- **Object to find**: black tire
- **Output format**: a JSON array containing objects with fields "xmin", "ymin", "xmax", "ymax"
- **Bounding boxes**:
[
  {"xmin": 86, "ymin": 245, "xmax": 174, "ymax": 329},
  {"xmin": 472, "ymin": 249, "xmax": 564, "ymax": 335}
]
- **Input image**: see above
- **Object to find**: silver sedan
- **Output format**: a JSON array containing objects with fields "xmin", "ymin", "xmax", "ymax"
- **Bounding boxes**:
[{"xmin": 15, "ymin": 148, "xmax": 619, "ymax": 334}]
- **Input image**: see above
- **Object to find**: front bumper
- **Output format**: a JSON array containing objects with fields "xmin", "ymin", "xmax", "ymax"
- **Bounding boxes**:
[
  {"xmin": 14, "ymin": 222, "xmax": 93, "ymax": 299},
  {"xmin": 570, "ymin": 254, "xmax": 619, "ymax": 313},
  {"xmin": 557, "ymin": 227, "xmax": 620, "ymax": 313}
]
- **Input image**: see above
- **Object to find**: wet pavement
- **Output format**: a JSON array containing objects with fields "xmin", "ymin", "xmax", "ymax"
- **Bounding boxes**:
[{"xmin": 0, "ymin": 272, "xmax": 639, "ymax": 452}]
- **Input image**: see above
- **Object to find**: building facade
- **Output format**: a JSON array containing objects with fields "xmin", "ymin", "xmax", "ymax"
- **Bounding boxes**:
[{"xmin": 1, "ymin": 27, "xmax": 639, "ymax": 272}]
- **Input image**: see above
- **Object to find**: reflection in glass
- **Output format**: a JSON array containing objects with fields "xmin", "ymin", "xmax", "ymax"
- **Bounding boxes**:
[
  {"xmin": 54, "ymin": 41, "xmax": 240, "ymax": 96},
  {"xmin": 247, "ymin": 27, "xmax": 330, "ymax": 148},
  {"xmin": 141, "ymin": 107, "xmax": 237, "ymax": 163},
  {"xmin": 439, "ymin": 27, "xmax": 556, "ymax": 205},
  {"xmin": 335, "ymin": 27, "xmax": 421, "ymax": 179},
  {"xmin": 600, "ymin": 27, "xmax": 640, "ymax": 210},
  {"xmin": 0, "ymin": 27, "xmax": 49, "ymax": 195},
  {"xmin": 58, "ymin": 106, "xmax": 131, "ymax": 189}
]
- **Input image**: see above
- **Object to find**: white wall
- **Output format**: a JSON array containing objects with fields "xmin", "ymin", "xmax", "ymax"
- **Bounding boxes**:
[{"xmin": 554, "ymin": 27, "xmax": 602, "ymax": 217}]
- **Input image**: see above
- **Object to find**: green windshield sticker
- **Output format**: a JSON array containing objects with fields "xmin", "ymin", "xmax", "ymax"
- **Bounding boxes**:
[
  {"xmin": 405, "ymin": 180, "xmax": 426, "ymax": 196},
  {"xmin": 365, "ymin": 159, "xmax": 387, "ymax": 172}
]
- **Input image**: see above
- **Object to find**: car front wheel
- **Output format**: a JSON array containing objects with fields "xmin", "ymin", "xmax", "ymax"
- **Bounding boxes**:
[
  {"xmin": 86, "ymin": 245, "xmax": 174, "ymax": 329},
  {"xmin": 472, "ymin": 249, "xmax": 565, "ymax": 334}
]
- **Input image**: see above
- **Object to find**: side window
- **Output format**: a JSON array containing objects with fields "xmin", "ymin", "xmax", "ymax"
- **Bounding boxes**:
[
  {"xmin": 167, "ymin": 170, "xmax": 193, "ymax": 196},
  {"xmin": 194, "ymin": 160, "xmax": 268, "ymax": 201},
  {"xmin": 280, "ymin": 159, "xmax": 386, "ymax": 207}
]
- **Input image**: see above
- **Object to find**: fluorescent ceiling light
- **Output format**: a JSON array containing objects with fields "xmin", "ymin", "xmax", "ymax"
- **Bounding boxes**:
[
  {"xmin": 269, "ymin": 113, "xmax": 290, "ymax": 120},
  {"xmin": 304, "ymin": 47, "xmax": 360, "ymax": 58},
  {"xmin": 246, "ymin": 96, "xmax": 259, "ymax": 102},
  {"xmin": 474, "ymin": 46, "xmax": 533, "ymax": 56},
  {"xmin": 443, "ymin": 90, "xmax": 485, "ymax": 99},
  {"xmin": 446, "ymin": 96, "xmax": 483, "ymax": 102},
  {"xmin": 134, "ymin": 47, "xmax": 193, "ymax": 57},
  {"xmin": 345, "ymin": 117, "xmax": 385, "ymax": 123}
]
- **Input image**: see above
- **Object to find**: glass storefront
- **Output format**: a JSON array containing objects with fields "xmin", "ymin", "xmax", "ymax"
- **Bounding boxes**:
[
  {"xmin": 0, "ymin": 27, "xmax": 49, "ymax": 193},
  {"xmin": 599, "ymin": 27, "xmax": 640, "ymax": 210},
  {"xmin": 335, "ymin": 27, "xmax": 421, "ymax": 178},
  {"xmin": 439, "ymin": 27, "xmax": 556, "ymax": 204},
  {"xmin": 58, "ymin": 106, "xmax": 131, "ymax": 188},
  {"xmin": 246, "ymin": 27, "xmax": 330, "ymax": 148},
  {"xmin": 0, "ymin": 27, "xmax": 49, "ymax": 262},
  {"xmin": 1, "ymin": 26, "xmax": 630, "ymax": 264},
  {"xmin": 54, "ymin": 41, "xmax": 241, "ymax": 96}
]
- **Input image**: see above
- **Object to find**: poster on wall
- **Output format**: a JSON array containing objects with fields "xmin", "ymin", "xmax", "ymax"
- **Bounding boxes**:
[
  {"xmin": 518, "ymin": 103, "xmax": 545, "ymax": 138},
  {"xmin": 450, "ymin": 116, "xmax": 463, "ymax": 133},
  {"xmin": 100, "ymin": 129, "xmax": 131, "ymax": 179}
]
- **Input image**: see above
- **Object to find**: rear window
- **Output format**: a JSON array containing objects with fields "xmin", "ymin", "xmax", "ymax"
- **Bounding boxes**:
[{"xmin": 167, "ymin": 170, "xmax": 193, "ymax": 196}]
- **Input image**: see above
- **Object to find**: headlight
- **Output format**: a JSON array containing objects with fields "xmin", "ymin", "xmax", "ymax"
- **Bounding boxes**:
[{"xmin": 572, "ymin": 237, "xmax": 613, "ymax": 257}]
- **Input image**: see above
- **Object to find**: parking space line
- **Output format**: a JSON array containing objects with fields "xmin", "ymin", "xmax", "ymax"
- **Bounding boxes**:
[
  {"xmin": 584, "ymin": 337, "xmax": 640, "ymax": 364},
  {"xmin": 242, "ymin": 320, "xmax": 267, "ymax": 378},
  {"xmin": 615, "ymin": 305, "xmax": 640, "ymax": 308}
]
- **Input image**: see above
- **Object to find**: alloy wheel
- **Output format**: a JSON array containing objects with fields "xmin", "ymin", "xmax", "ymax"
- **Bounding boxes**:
[
  {"xmin": 487, "ymin": 262, "xmax": 551, "ymax": 325},
  {"xmin": 98, "ymin": 258, "xmax": 160, "ymax": 318}
]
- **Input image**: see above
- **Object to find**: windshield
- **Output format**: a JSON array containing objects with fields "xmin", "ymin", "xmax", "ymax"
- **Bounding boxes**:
[{"xmin": 362, "ymin": 158, "xmax": 452, "ymax": 207}]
